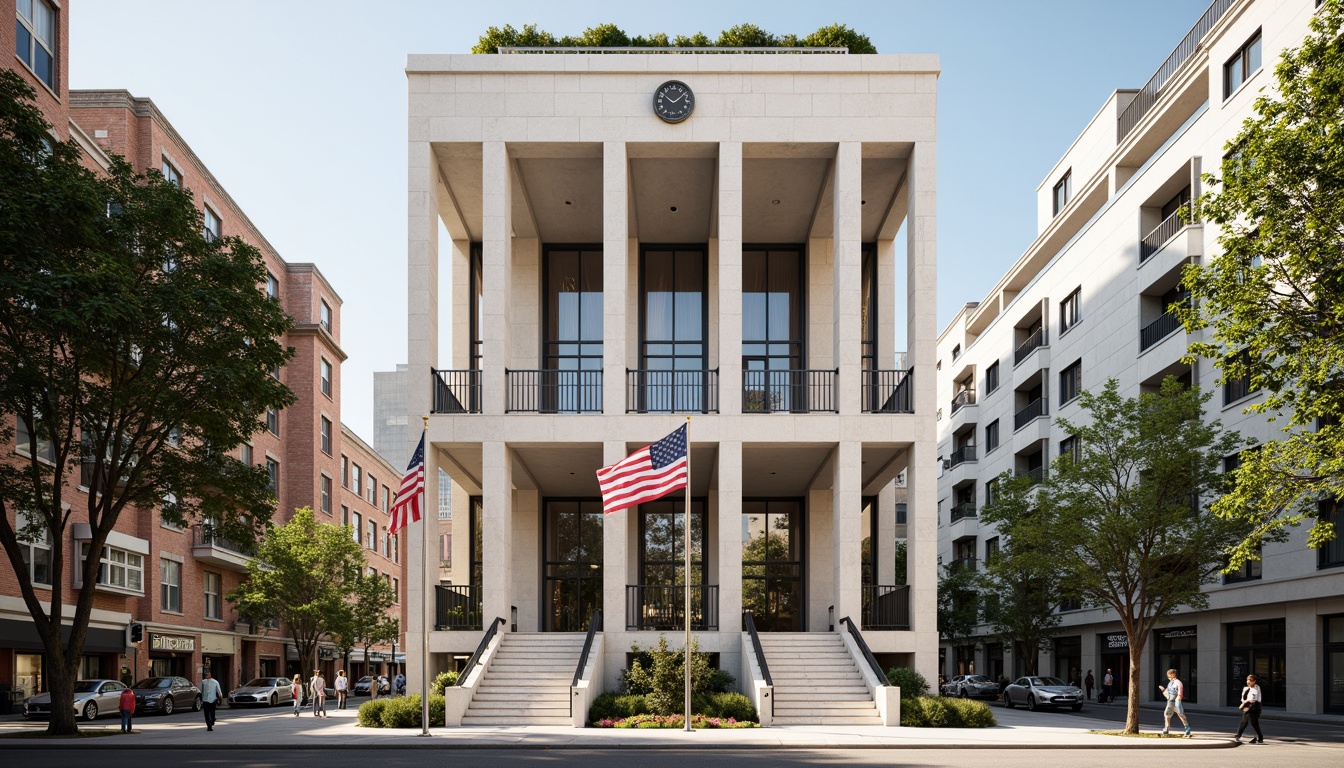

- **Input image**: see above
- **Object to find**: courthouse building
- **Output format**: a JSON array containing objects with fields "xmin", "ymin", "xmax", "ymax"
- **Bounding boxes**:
[
  {"xmin": 935, "ymin": 0, "xmax": 1344, "ymax": 715},
  {"xmin": 404, "ymin": 45, "xmax": 939, "ymax": 724}
]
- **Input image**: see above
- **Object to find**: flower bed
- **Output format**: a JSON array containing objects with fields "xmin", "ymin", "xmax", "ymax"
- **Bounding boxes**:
[{"xmin": 594, "ymin": 713, "xmax": 757, "ymax": 729}]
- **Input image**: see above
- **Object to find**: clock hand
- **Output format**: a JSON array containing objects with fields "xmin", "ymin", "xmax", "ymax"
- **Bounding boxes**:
[{"xmin": 666, "ymin": 93, "xmax": 684, "ymax": 103}]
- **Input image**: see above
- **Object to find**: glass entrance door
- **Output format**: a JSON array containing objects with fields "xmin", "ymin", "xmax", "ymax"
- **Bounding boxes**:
[
  {"xmin": 543, "ymin": 500, "xmax": 603, "ymax": 632},
  {"xmin": 742, "ymin": 500, "xmax": 802, "ymax": 631},
  {"xmin": 634, "ymin": 500, "xmax": 709, "ymax": 630}
]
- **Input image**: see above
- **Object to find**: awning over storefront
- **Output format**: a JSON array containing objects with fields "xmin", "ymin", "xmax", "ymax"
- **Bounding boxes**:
[{"xmin": 0, "ymin": 618, "xmax": 126, "ymax": 653}]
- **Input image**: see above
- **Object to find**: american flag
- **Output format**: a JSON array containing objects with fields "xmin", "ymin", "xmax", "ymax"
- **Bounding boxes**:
[
  {"xmin": 596, "ymin": 425, "xmax": 688, "ymax": 515},
  {"xmin": 389, "ymin": 432, "xmax": 425, "ymax": 534}
]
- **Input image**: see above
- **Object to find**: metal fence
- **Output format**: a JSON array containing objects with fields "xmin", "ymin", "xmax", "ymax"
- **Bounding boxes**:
[
  {"xmin": 624, "ymin": 585, "xmax": 719, "ymax": 631},
  {"xmin": 506, "ymin": 369, "xmax": 603, "ymax": 413},
  {"xmin": 1140, "ymin": 310, "xmax": 1182, "ymax": 351},
  {"xmin": 742, "ymin": 369, "xmax": 837, "ymax": 413},
  {"xmin": 1140, "ymin": 210, "xmax": 1187, "ymax": 262},
  {"xmin": 434, "ymin": 584, "xmax": 483, "ymax": 631},
  {"xmin": 861, "ymin": 585, "xmax": 910, "ymax": 631},
  {"xmin": 626, "ymin": 369, "xmax": 718, "ymax": 413},
  {"xmin": 432, "ymin": 369, "xmax": 481, "ymax": 413},
  {"xmin": 862, "ymin": 368, "xmax": 913, "ymax": 413},
  {"xmin": 1117, "ymin": 0, "xmax": 1235, "ymax": 141}
]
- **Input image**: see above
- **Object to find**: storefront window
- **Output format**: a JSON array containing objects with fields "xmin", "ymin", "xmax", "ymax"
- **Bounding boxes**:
[
  {"xmin": 1325, "ymin": 615, "xmax": 1344, "ymax": 714},
  {"xmin": 1227, "ymin": 619, "xmax": 1286, "ymax": 707},
  {"xmin": 1154, "ymin": 626, "xmax": 1198, "ymax": 703},
  {"xmin": 16, "ymin": 653, "xmax": 42, "ymax": 699}
]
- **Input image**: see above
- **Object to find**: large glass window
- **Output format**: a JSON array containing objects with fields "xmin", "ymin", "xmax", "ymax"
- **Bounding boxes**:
[
  {"xmin": 632, "ymin": 500, "xmax": 709, "ymax": 630},
  {"xmin": 1319, "ymin": 499, "xmax": 1344, "ymax": 570},
  {"xmin": 79, "ymin": 544, "xmax": 144, "ymax": 593},
  {"xmin": 1227, "ymin": 619, "xmax": 1285, "ymax": 707},
  {"xmin": 204, "ymin": 571, "xmax": 221, "ymax": 620},
  {"xmin": 1326, "ymin": 614, "xmax": 1344, "ymax": 714},
  {"xmin": 743, "ymin": 248, "xmax": 804, "ymax": 412},
  {"xmin": 17, "ymin": 511, "xmax": 51, "ymax": 585},
  {"xmin": 742, "ymin": 500, "xmax": 803, "ymax": 632},
  {"xmin": 638, "ymin": 247, "xmax": 708, "ymax": 412},
  {"xmin": 543, "ymin": 247, "xmax": 603, "ymax": 413},
  {"xmin": 15, "ymin": 0, "xmax": 56, "ymax": 90},
  {"xmin": 861, "ymin": 244, "xmax": 877, "ymax": 371},
  {"xmin": 160, "ymin": 559, "xmax": 181, "ymax": 612},
  {"xmin": 1153, "ymin": 627, "xmax": 1197, "ymax": 703},
  {"xmin": 543, "ymin": 499, "xmax": 603, "ymax": 632},
  {"xmin": 469, "ymin": 243, "xmax": 483, "ymax": 371}
]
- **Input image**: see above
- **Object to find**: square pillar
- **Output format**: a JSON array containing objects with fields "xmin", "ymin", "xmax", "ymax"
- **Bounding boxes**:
[
  {"xmin": 717, "ymin": 142, "xmax": 743, "ymax": 415},
  {"xmin": 716, "ymin": 441, "xmax": 743, "ymax": 630},
  {"xmin": 602, "ymin": 441, "xmax": 631, "ymax": 633},
  {"xmin": 481, "ymin": 142, "xmax": 513, "ymax": 416},
  {"xmin": 482, "ymin": 441, "xmax": 514, "ymax": 626},
  {"xmin": 876, "ymin": 482, "xmax": 897, "ymax": 585},
  {"xmin": 832, "ymin": 142, "xmax": 863, "ymax": 415},
  {"xmin": 603, "ymin": 142, "xmax": 629, "ymax": 415},
  {"xmin": 832, "ymin": 442, "xmax": 862, "ymax": 622}
]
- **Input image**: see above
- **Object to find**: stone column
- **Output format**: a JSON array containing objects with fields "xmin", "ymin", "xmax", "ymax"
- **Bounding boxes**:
[
  {"xmin": 602, "ymin": 441, "xmax": 630, "ymax": 636},
  {"xmin": 832, "ymin": 442, "xmax": 862, "ymax": 623},
  {"xmin": 481, "ymin": 141, "xmax": 512, "ymax": 416},
  {"xmin": 481, "ymin": 441, "xmax": 513, "ymax": 628},
  {"xmin": 717, "ymin": 142, "xmax": 743, "ymax": 416},
  {"xmin": 832, "ymin": 142, "xmax": 863, "ymax": 415},
  {"xmin": 716, "ymin": 441, "xmax": 743, "ymax": 632},
  {"xmin": 603, "ymin": 142, "xmax": 629, "ymax": 416}
]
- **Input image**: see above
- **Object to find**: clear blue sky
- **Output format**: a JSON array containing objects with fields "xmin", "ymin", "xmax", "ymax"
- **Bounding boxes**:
[{"xmin": 70, "ymin": 0, "xmax": 1213, "ymax": 439}]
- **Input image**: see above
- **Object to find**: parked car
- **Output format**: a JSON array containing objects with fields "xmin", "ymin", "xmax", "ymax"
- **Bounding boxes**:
[
  {"xmin": 941, "ymin": 674, "xmax": 1001, "ymax": 700},
  {"xmin": 352, "ymin": 675, "xmax": 389, "ymax": 696},
  {"xmin": 23, "ymin": 679, "xmax": 128, "ymax": 721},
  {"xmin": 1002, "ymin": 676, "xmax": 1084, "ymax": 711},
  {"xmin": 130, "ymin": 676, "xmax": 201, "ymax": 715},
  {"xmin": 228, "ymin": 677, "xmax": 297, "ymax": 707}
]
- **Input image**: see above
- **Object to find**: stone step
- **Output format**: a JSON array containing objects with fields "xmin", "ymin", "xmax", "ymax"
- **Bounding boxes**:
[
  {"xmin": 772, "ymin": 715, "xmax": 883, "ymax": 726},
  {"xmin": 775, "ymin": 692, "xmax": 872, "ymax": 702},
  {"xmin": 775, "ymin": 699, "xmax": 880, "ymax": 711},
  {"xmin": 471, "ymin": 693, "xmax": 569, "ymax": 703},
  {"xmin": 461, "ymin": 716, "xmax": 573, "ymax": 726}
]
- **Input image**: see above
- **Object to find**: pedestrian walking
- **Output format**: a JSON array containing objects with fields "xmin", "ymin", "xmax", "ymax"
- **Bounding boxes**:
[
  {"xmin": 394, "ymin": 672, "xmax": 405, "ymax": 696},
  {"xmin": 1084, "ymin": 670, "xmax": 1095, "ymax": 701},
  {"xmin": 118, "ymin": 685, "xmax": 136, "ymax": 733},
  {"xmin": 335, "ymin": 670, "xmax": 348, "ymax": 710},
  {"xmin": 1234, "ymin": 673, "xmax": 1266, "ymax": 744},
  {"xmin": 310, "ymin": 670, "xmax": 327, "ymax": 717},
  {"xmin": 1102, "ymin": 668, "xmax": 1114, "ymax": 703},
  {"xmin": 1158, "ymin": 669, "xmax": 1191, "ymax": 737},
  {"xmin": 290, "ymin": 675, "xmax": 303, "ymax": 716},
  {"xmin": 199, "ymin": 670, "xmax": 223, "ymax": 731}
]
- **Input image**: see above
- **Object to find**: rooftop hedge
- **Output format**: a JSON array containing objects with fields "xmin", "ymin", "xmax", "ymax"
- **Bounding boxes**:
[{"xmin": 473, "ymin": 23, "xmax": 876, "ymax": 54}]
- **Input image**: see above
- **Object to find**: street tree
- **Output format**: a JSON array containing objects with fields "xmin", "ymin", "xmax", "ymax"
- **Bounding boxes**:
[
  {"xmin": 228, "ymin": 508, "xmax": 366, "ymax": 678},
  {"xmin": 980, "ymin": 378, "xmax": 1247, "ymax": 733},
  {"xmin": 936, "ymin": 559, "xmax": 981, "ymax": 658},
  {"xmin": 0, "ymin": 70, "xmax": 293, "ymax": 735},
  {"xmin": 331, "ymin": 570, "xmax": 399, "ymax": 682},
  {"xmin": 1179, "ymin": 0, "xmax": 1344, "ymax": 565}
]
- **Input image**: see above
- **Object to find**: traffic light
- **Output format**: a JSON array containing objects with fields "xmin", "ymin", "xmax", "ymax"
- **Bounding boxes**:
[{"xmin": 128, "ymin": 622, "xmax": 143, "ymax": 644}]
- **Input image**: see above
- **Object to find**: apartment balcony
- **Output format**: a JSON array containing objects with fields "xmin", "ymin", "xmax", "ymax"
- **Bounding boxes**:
[
  {"xmin": 626, "ymin": 369, "xmax": 718, "ymax": 414},
  {"xmin": 862, "ymin": 368, "xmax": 914, "ymax": 413},
  {"xmin": 951, "ymin": 389, "xmax": 977, "ymax": 414},
  {"xmin": 1017, "ymin": 466, "xmax": 1047, "ymax": 487},
  {"xmin": 742, "ymin": 369, "xmax": 837, "ymax": 414},
  {"xmin": 1139, "ymin": 310, "xmax": 1183, "ymax": 352},
  {"xmin": 1140, "ymin": 210, "xmax": 1192, "ymax": 263},
  {"xmin": 190, "ymin": 524, "xmax": 257, "ymax": 573},
  {"xmin": 950, "ymin": 502, "xmax": 978, "ymax": 523},
  {"xmin": 431, "ymin": 369, "xmax": 481, "ymax": 414},
  {"xmin": 1014, "ymin": 398, "xmax": 1049, "ymax": 431},
  {"xmin": 625, "ymin": 584, "xmax": 719, "ymax": 631},
  {"xmin": 434, "ymin": 584, "xmax": 483, "ymax": 631},
  {"xmin": 505, "ymin": 369, "xmax": 602, "ymax": 414},
  {"xmin": 948, "ymin": 445, "xmax": 977, "ymax": 469},
  {"xmin": 861, "ymin": 585, "xmax": 910, "ymax": 631},
  {"xmin": 1013, "ymin": 328, "xmax": 1048, "ymax": 366},
  {"xmin": 948, "ymin": 557, "xmax": 978, "ymax": 574}
]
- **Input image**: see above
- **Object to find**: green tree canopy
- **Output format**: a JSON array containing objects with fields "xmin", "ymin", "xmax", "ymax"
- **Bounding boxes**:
[
  {"xmin": 980, "ymin": 378, "xmax": 1248, "ymax": 733},
  {"xmin": 1179, "ymin": 0, "xmax": 1344, "ymax": 563},
  {"xmin": 331, "ymin": 570, "xmax": 399, "ymax": 676},
  {"xmin": 228, "ymin": 508, "xmax": 367, "ymax": 678},
  {"xmin": 936, "ymin": 559, "xmax": 981, "ymax": 653},
  {"xmin": 472, "ymin": 23, "xmax": 877, "ymax": 53},
  {"xmin": 0, "ymin": 69, "xmax": 294, "ymax": 735}
]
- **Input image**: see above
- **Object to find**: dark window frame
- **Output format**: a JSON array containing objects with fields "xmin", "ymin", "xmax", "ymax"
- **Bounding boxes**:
[
  {"xmin": 1223, "ymin": 29, "xmax": 1263, "ymax": 100},
  {"xmin": 1052, "ymin": 170, "xmax": 1072, "ymax": 216},
  {"xmin": 1059, "ymin": 360, "xmax": 1082, "ymax": 404},
  {"xmin": 1059, "ymin": 288, "xmax": 1081, "ymax": 333},
  {"xmin": 985, "ymin": 360, "xmax": 1000, "ymax": 395},
  {"xmin": 985, "ymin": 419, "xmax": 1000, "ymax": 453}
]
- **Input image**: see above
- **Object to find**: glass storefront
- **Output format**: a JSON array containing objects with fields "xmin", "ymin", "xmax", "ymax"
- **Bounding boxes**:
[
  {"xmin": 1154, "ymin": 626, "xmax": 1198, "ymax": 703},
  {"xmin": 16, "ymin": 653, "xmax": 42, "ymax": 699},
  {"xmin": 1227, "ymin": 619, "xmax": 1285, "ymax": 707},
  {"xmin": 742, "ymin": 500, "xmax": 803, "ymax": 631},
  {"xmin": 542, "ymin": 499, "xmax": 603, "ymax": 632},
  {"xmin": 1053, "ymin": 636, "xmax": 1081, "ymax": 686},
  {"xmin": 1324, "ymin": 614, "xmax": 1344, "ymax": 714}
]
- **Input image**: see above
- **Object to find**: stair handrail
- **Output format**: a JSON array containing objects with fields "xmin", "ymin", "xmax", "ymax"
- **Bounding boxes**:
[
  {"xmin": 742, "ymin": 610, "xmax": 773, "ymax": 687},
  {"xmin": 458, "ymin": 616, "xmax": 506, "ymax": 687},
  {"xmin": 571, "ymin": 609, "xmax": 602, "ymax": 688},
  {"xmin": 839, "ymin": 615, "xmax": 887, "ymax": 684}
]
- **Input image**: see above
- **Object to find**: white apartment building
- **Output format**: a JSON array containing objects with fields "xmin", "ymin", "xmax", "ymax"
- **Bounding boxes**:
[
  {"xmin": 405, "ymin": 46, "xmax": 939, "ymax": 725},
  {"xmin": 935, "ymin": 0, "xmax": 1344, "ymax": 716}
]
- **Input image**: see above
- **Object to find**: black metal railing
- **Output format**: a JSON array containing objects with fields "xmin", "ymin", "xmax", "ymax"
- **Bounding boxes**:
[
  {"xmin": 741, "ymin": 368, "xmax": 837, "ymax": 413},
  {"xmin": 624, "ymin": 585, "xmax": 719, "ymax": 631},
  {"xmin": 432, "ymin": 369, "xmax": 481, "ymax": 413},
  {"xmin": 950, "ymin": 502, "xmax": 977, "ymax": 523},
  {"xmin": 506, "ymin": 369, "xmax": 602, "ymax": 413},
  {"xmin": 193, "ymin": 524, "xmax": 256, "ymax": 557},
  {"xmin": 1018, "ymin": 466, "xmax": 1047, "ymax": 486},
  {"xmin": 625, "ymin": 369, "xmax": 718, "ymax": 413},
  {"xmin": 862, "ymin": 368, "xmax": 913, "ymax": 413},
  {"xmin": 839, "ymin": 616, "xmax": 887, "ymax": 682},
  {"xmin": 570, "ymin": 608, "xmax": 602, "ymax": 719},
  {"xmin": 1140, "ymin": 310, "xmax": 1182, "ymax": 351},
  {"xmin": 861, "ymin": 585, "xmax": 910, "ymax": 631},
  {"xmin": 1014, "ymin": 398, "xmax": 1048, "ymax": 430},
  {"xmin": 458, "ymin": 616, "xmax": 505, "ymax": 686},
  {"xmin": 1140, "ymin": 210, "xmax": 1188, "ymax": 262},
  {"xmin": 1014, "ymin": 327, "xmax": 1048, "ymax": 365},
  {"xmin": 435, "ymin": 584, "xmax": 484, "ymax": 631},
  {"xmin": 948, "ymin": 557, "xmax": 978, "ymax": 573},
  {"xmin": 1117, "ymin": 0, "xmax": 1235, "ymax": 141},
  {"xmin": 951, "ymin": 390, "xmax": 977, "ymax": 413},
  {"xmin": 949, "ymin": 445, "xmax": 977, "ymax": 468},
  {"xmin": 742, "ymin": 611, "xmax": 773, "ymax": 718}
]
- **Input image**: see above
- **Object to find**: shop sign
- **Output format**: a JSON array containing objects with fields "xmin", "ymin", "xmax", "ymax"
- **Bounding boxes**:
[
  {"xmin": 1157, "ymin": 627, "xmax": 1196, "ymax": 640},
  {"xmin": 1102, "ymin": 632, "xmax": 1129, "ymax": 650},
  {"xmin": 150, "ymin": 633, "xmax": 196, "ymax": 652}
]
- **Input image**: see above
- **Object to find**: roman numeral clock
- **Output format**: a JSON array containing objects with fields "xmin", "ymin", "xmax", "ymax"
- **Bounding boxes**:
[{"xmin": 653, "ymin": 80, "xmax": 695, "ymax": 123}]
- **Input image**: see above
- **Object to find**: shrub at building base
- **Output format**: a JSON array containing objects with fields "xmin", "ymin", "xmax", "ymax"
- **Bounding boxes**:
[
  {"xmin": 900, "ymin": 696, "xmax": 996, "ymax": 728},
  {"xmin": 357, "ymin": 695, "xmax": 446, "ymax": 728},
  {"xmin": 598, "ymin": 714, "xmax": 757, "ymax": 729},
  {"xmin": 885, "ymin": 667, "xmax": 931, "ymax": 699},
  {"xmin": 430, "ymin": 671, "xmax": 459, "ymax": 696},
  {"xmin": 588, "ymin": 691, "xmax": 757, "ymax": 726},
  {"xmin": 357, "ymin": 699, "xmax": 388, "ymax": 727}
]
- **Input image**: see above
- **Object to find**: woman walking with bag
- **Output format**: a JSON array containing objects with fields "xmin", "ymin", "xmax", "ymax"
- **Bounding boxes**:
[
  {"xmin": 310, "ymin": 670, "xmax": 327, "ymax": 717},
  {"xmin": 1235, "ymin": 673, "xmax": 1265, "ymax": 744},
  {"xmin": 290, "ymin": 675, "xmax": 303, "ymax": 717}
]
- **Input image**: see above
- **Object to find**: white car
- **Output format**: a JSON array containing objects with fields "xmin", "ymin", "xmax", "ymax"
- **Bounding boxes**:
[
  {"xmin": 228, "ymin": 677, "xmax": 298, "ymax": 707},
  {"xmin": 24, "ymin": 679, "xmax": 128, "ymax": 721},
  {"xmin": 1002, "ymin": 676, "xmax": 1085, "ymax": 711}
]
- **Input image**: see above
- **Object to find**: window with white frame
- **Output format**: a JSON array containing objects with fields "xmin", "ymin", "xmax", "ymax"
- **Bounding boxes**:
[
  {"xmin": 204, "ymin": 571, "xmax": 222, "ymax": 619},
  {"xmin": 80, "ymin": 543, "xmax": 144, "ymax": 593},
  {"xmin": 320, "ymin": 417, "xmax": 332, "ymax": 455},
  {"xmin": 1224, "ymin": 30, "xmax": 1262, "ymax": 99},
  {"xmin": 320, "ymin": 474, "xmax": 332, "ymax": 515},
  {"xmin": 1060, "ymin": 434, "xmax": 1082, "ymax": 464},
  {"xmin": 382, "ymin": 485, "xmax": 390, "ymax": 513},
  {"xmin": 266, "ymin": 458, "xmax": 279, "ymax": 494},
  {"xmin": 367, "ymin": 475, "xmax": 377, "ymax": 505},
  {"xmin": 382, "ymin": 527, "xmax": 390, "ymax": 558},
  {"xmin": 239, "ymin": 443, "xmax": 253, "ymax": 466},
  {"xmin": 15, "ymin": 410, "xmax": 54, "ymax": 462},
  {"xmin": 352, "ymin": 464, "xmax": 362, "ymax": 495},
  {"xmin": 266, "ymin": 272, "xmax": 280, "ymax": 300},
  {"xmin": 17, "ymin": 511, "xmax": 51, "ymax": 586},
  {"xmin": 1059, "ymin": 287, "xmax": 1081, "ymax": 333},
  {"xmin": 341, "ymin": 505, "xmax": 349, "ymax": 527},
  {"xmin": 319, "ymin": 300, "xmax": 332, "ymax": 332},
  {"xmin": 203, "ymin": 206, "xmax": 221, "ymax": 242},
  {"xmin": 391, "ymin": 533, "xmax": 399, "ymax": 564},
  {"xmin": 320, "ymin": 358, "xmax": 332, "ymax": 397},
  {"xmin": 351, "ymin": 511, "xmax": 361, "ymax": 544},
  {"xmin": 266, "ymin": 407, "xmax": 279, "ymax": 436},
  {"xmin": 160, "ymin": 558, "xmax": 181, "ymax": 612},
  {"xmin": 15, "ymin": 0, "xmax": 56, "ymax": 90},
  {"xmin": 392, "ymin": 577, "xmax": 399, "ymax": 603},
  {"xmin": 160, "ymin": 158, "xmax": 181, "ymax": 187},
  {"xmin": 341, "ymin": 456, "xmax": 349, "ymax": 487},
  {"xmin": 366, "ymin": 520, "xmax": 377, "ymax": 550}
]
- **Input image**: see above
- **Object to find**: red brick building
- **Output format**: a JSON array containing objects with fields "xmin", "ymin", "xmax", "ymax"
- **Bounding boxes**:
[{"xmin": 2, "ymin": 1, "xmax": 404, "ymax": 701}]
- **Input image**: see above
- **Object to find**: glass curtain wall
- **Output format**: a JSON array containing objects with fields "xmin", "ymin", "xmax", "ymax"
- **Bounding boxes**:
[
  {"xmin": 543, "ymin": 500, "xmax": 603, "ymax": 632},
  {"xmin": 543, "ymin": 247, "xmax": 603, "ymax": 412},
  {"xmin": 638, "ymin": 247, "xmax": 708, "ymax": 412},
  {"xmin": 742, "ymin": 248, "xmax": 803, "ymax": 412},
  {"xmin": 742, "ymin": 500, "xmax": 803, "ymax": 631},
  {"xmin": 633, "ymin": 500, "xmax": 709, "ymax": 630}
]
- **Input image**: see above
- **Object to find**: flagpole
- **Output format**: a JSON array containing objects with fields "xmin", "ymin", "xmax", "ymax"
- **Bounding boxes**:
[
  {"xmin": 419, "ymin": 415, "xmax": 430, "ymax": 737},
  {"xmin": 683, "ymin": 415, "xmax": 692, "ymax": 733}
]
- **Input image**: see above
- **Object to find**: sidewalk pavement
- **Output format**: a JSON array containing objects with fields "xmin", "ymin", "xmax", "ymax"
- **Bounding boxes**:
[{"xmin": 0, "ymin": 703, "xmax": 1235, "ymax": 750}]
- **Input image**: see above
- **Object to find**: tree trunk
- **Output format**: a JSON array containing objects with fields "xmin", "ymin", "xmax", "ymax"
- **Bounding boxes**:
[
  {"xmin": 1125, "ymin": 637, "xmax": 1146, "ymax": 734},
  {"xmin": 44, "ymin": 649, "xmax": 79, "ymax": 735}
]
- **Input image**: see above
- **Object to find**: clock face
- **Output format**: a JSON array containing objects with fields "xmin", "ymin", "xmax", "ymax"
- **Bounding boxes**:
[{"xmin": 653, "ymin": 80, "xmax": 695, "ymax": 123}]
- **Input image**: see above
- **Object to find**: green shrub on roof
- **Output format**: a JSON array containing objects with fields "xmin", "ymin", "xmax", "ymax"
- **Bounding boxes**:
[{"xmin": 473, "ymin": 23, "xmax": 875, "ymax": 54}]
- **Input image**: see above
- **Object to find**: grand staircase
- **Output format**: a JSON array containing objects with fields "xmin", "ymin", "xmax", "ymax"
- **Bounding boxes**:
[
  {"xmin": 756, "ymin": 632, "xmax": 883, "ymax": 725},
  {"xmin": 461, "ymin": 633, "xmax": 585, "ymax": 726}
]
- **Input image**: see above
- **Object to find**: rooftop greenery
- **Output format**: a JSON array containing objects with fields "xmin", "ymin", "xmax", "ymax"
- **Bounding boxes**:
[{"xmin": 473, "ymin": 23, "xmax": 876, "ymax": 54}]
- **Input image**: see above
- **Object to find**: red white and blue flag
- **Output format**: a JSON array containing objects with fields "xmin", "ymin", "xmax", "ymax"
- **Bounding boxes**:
[
  {"xmin": 596, "ymin": 425, "xmax": 688, "ymax": 515},
  {"xmin": 389, "ymin": 432, "xmax": 425, "ymax": 534}
]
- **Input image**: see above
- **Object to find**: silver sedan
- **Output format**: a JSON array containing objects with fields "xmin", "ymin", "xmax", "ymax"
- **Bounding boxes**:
[
  {"xmin": 1002, "ymin": 675, "xmax": 1085, "ymax": 711},
  {"xmin": 23, "ymin": 679, "xmax": 128, "ymax": 721},
  {"xmin": 228, "ymin": 677, "xmax": 297, "ymax": 707}
]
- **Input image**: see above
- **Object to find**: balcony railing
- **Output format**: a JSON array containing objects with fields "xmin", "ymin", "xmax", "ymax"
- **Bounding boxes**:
[
  {"xmin": 432, "ymin": 369, "xmax": 481, "ymax": 413},
  {"xmin": 1117, "ymin": 0, "xmax": 1235, "ymax": 141},
  {"xmin": 626, "ymin": 369, "xmax": 718, "ymax": 414},
  {"xmin": 862, "ymin": 368, "xmax": 913, "ymax": 413},
  {"xmin": 950, "ymin": 502, "xmax": 977, "ymax": 523},
  {"xmin": 193, "ymin": 524, "xmax": 256, "ymax": 557},
  {"xmin": 625, "ymin": 585, "xmax": 719, "ymax": 631},
  {"xmin": 951, "ymin": 389, "xmax": 977, "ymax": 414},
  {"xmin": 949, "ymin": 445, "xmax": 977, "ymax": 468},
  {"xmin": 742, "ymin": 369, "xmax": 837, "ymax": 413},
  {"xmin": 1140, "ymin": 210, "xmax": 1189, "ymax": 262},
  {"xmin": 434, "ymin": 584, "xmax": 483, "ymax": 631},
  {"xmin": 1014, "ymin": 397, "xmax": 1048, "ymax": 430},
  {"xmin": 1018, "ymin": 466, "xmax": 1047, "ymax": 486},
  {"xmin": 506, "ymin": 369, "xmax": 602, "ymax": 413},
  {"xmin": 948, "ymin": 557, "xmax": 978, "ymax": 573},
  {"xmin": 1014, "ymin": 327, "xmax": 1048, "ymax": 365},
  {"xmin": 1139, "ymin": 310, "xmax": 1182, "ymax": 351},
  {"xmin": 861, "ymin": 585, "xmax": 910, "ymax": 631}
]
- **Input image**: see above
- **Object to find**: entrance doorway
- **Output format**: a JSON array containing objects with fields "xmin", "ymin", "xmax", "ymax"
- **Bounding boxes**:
[
  {"xmin": 542, "ymin": 499, "xmax": 603, "ymax": 632},
  {"xmin": 1227, "ymin": 619, "xmax": 1286, "ymax": 707},
  {"xmin": 632, "ymin": 500, "xmax": 710, "ymax": 630},
  {"xmin": 742, "ymin": 500, "xmax": 803, "ymax": 631}
]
